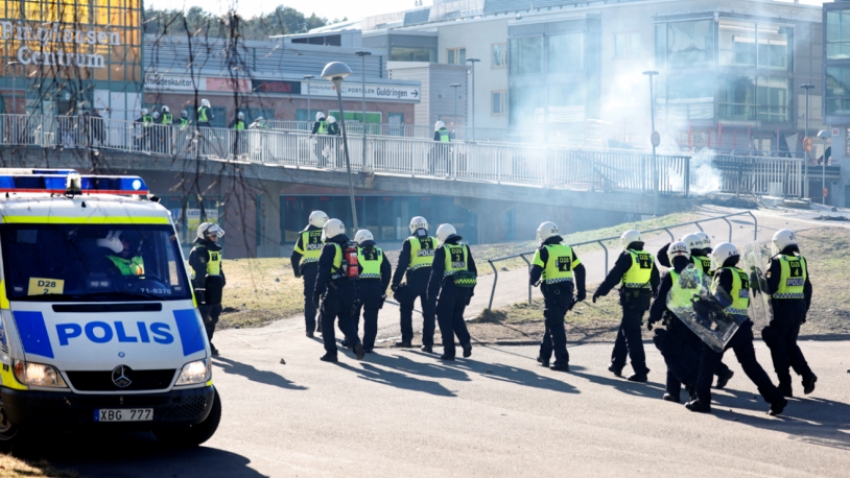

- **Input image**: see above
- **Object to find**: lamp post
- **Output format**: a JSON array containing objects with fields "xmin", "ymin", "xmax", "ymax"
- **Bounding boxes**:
[
  {"xmin": 451, "ymin": 83, "xmax": 461, "ymax": 139},
  {"xmin": 321, "ymin": 61, "xmax": 358, "ymax": 230},
  {"xmin": 355, "ymin": 51, "xmax": 372, "ymax": 166},
  {"xmin": 7, "ymin": 61, "xmax": 19, "ymax": 115},
  {"xmin": 817, "ymin": 129, "xmax": 831, "ymax": 206},
  {"xmin": 303, "ymin": 75, "xmax": 314, "ymax": 130},
  {"xmin": 801, "ymin": 84, "xmax": 814, "ymax": 199},
  {"xmin": 466, "ymin": 58, "xmax": 480, "ymax": 141},
  {"xmin": 643, "ymin": 71, "xmax": 659, "ymax": 213}
]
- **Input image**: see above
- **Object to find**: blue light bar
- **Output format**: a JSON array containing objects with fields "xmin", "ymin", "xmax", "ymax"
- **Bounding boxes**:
[{"xmin": 0, "ymin": 173, "xmax": 149, "ymax": 195}]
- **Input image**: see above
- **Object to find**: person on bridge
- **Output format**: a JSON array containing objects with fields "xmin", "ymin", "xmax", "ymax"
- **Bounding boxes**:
[
  {"xmin": 134, "ymin": 108, "xmax": 153, "ymax": 151},
  {"xmin": 391, "ymin": 217, "xmax": 438, "ymax": 352},
  {"xmin": 353, "ymin": 229, "xmax": 392, "ymax": 353},
  {"xmin": 327, "ymin": 115, "xmax": 340, "ymax": 136},
  {"xmin": 431, "ymin": 120, "xmax": 450, "ymax": 175},
  {"xmin": 178, "ymin": 110, "xmax": 191, "ymax": 129},
  {"xmin": 762, "ymin": 229, "xmax": 817, "ymax": 397},
  {"xmin": 249, "ymin": 116, "xmax": 268, "ymax": 129},
  {"xmin": 159, "ymin": 105, "xmax": 173, "ymax": 125},
  {"xmin": 312, "ymin": 218, "xmax": 365, "ymax": 363},
  {"xmin": 427, "ymin": 223, "xmax": 477, "ymax": 361},
  {"xmin": 291, "ymin": 211, "xmax": 329, "ymax": 337},
  {"xmin": 684, "ymin": 242, "xmax": 788, "ymax": 415},
  {"xmin": 433, "ymin": 120, "xmax": 450, "ymax": 143},
  {"xmin": 312, "ymin": 112, "xmax": 330, "ymax": 167},
  {"xmin": 529, "ymin": 221, "xmax": 586, "ymax": 372},
  {"xmin": 231, "ymin": 111, "xmax": 246, "ymax": 131},
  {"xmin": 327, "ymin": 116, "xmax": 341, "ymax": 166},
  {"xmin": 197, "ymin": 99, "xmax": 213, "ymax": 128},
  {"xmin": 658, "ymin": 233, "xmax": 736, "ymax": 393},
  {"xmin": 189, "ymin": 223, "xmax": 226, "ymax": 356},
  {"xmin": 593, "ymin": 230, "xmax": 659, "ymax": 382}
]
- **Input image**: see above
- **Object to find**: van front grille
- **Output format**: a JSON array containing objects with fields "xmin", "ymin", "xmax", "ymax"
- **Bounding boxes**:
[{"xmin": 66, "ymin": 369, "xmax": 176, "ymax": 391}]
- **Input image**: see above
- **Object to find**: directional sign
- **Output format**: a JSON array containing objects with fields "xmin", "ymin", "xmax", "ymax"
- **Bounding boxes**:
[{"xmin": 301, "ymin": 82, "xmax": 421, "ymax": 102}]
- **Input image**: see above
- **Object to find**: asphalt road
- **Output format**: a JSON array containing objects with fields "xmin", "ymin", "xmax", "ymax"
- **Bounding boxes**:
[{"xmin": 44, "ymin": 323, "xmax": 850, "ymax": 478}]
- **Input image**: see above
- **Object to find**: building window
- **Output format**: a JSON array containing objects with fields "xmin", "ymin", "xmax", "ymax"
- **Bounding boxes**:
[
  {"xmin": 614, "ymin": 32, "xmax": 641, "ymax": 58},
  {"xmin": 492, "ymin": 91, "xmax": 507, "ymax": 116},
  {"xmin": 828, "ymin": 10, "xmax": 850, "ymax": 60},
  {"xmin": 509, "ymin": 36, "xmax": 543, "ymax": 75},
  {"xmin": 718, "ymin": 21, "xmax": 792, "ymax": 71},
  {"xmin": 718, "ymin": 75, "xmax": 756, "ymax": 121},
  {"xmin": 492, "ymin": 43, "xmax": 506, "ymax": 68},
  {"xmin": 662, "ymin": 20, "xmax": 714, "ymax": 67},
  {"xmin": 827, "ymin": 66, "xmax": 850, "ymax": 115},
  {"xmin": 447, "ymin": 48, "xmax": 466, "ymax": 65},
  {"xmin": 662, "ymin": 73, "xmax": 715, "ymax": 121},
  {"xmin": 756, "ymin": 77, "xmax": 789, "ymax": 122},
  {"xmin": 390, "ymin": 47, "xmax": 436, "ymax": 62},
  {"xmin": 549, "ymin": 32, "xmax": 584, "ymax": 72}
]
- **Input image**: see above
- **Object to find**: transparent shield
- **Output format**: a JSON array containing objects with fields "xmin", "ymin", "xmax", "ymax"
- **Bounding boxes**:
[
  {"xmin": 666, "ymin": 265, "xmax": 741, "ymax": 353},
  {"xmin": 739, "ymin": 241, "xmax": 773, "ymax": 329}
]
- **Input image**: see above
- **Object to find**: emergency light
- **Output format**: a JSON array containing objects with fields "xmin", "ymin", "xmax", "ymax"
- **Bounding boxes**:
[{"xmin": 0, "ymin": 171, "xmax": 149, "ymax": 195}]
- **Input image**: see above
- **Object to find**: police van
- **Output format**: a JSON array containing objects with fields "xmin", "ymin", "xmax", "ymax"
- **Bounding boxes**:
[{"xmin": 0, "ymin": 169, "xmax": 220, "ymax": 448}]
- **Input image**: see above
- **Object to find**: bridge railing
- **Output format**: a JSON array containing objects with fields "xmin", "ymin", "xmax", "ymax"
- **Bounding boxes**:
[{"xmin": 0, "ymin": 113, "xmax": 700, "ymax": 195}]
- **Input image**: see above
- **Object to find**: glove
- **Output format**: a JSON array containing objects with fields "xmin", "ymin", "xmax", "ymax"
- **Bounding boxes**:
[
  {"xmin": 576, "ymin": 291, "xmax": 586, "ymax": 302},
  {"xmin": 294, "ymin": 267, "xmax": 301, "ymax": 279},
  {"xmin": 592, "ymin": 291, "xmax": 601, "ymax": 303},
  {"xmin": 391, "ymin": 283, "xmax": 399, "ymax": 292}
]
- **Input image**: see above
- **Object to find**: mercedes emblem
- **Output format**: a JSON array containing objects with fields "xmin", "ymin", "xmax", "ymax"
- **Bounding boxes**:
[{"xmin": 111, "ymin": 365, "xmax": 132, "ymax": 388}]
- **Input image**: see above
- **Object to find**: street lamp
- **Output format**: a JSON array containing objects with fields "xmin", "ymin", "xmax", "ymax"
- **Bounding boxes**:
[
  {"xmin": 355, "ymin": 51, "xmax": 372, "ymax": 167},
  {"xmin": 466, "ymin": 58, "xmax": 480, "ymax": 141},
  {"xmin": 7, "ymin": 61, "xmax": 19, "ymax": 115},
  {"xmin": 800, "ymin": 84, "xmax": 814, "ymax": 199},
  {"xmin": 643, "ymin": 71, "xmax": 659, "ymax": 212},
  {"xmin": 303, "ymin": 75, "xmax": 314, "ymax": 130},
  {"xmin": 321, "ymin": 61, "xmax": 358, "ymax": 230},
  {"xmin": 451, "ymin": 83, "xmax": 462, "ymax": 139},
  {"xmin": 817, "ymin": 129, "xmax": 831, "ymax": 205}
]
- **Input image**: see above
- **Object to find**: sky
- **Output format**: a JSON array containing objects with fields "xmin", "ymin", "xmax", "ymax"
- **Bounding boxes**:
[{"xmin": 143, "ymin": 0, "xmax": 428, "ymax": 24}]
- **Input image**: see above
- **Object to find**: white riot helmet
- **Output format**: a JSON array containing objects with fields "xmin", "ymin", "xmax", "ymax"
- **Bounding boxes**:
[
  {"xmin": 354, "ymin": 229, "xmax": 374, "ymax": 244},
  {"xmin": 682, "ymin": 233, "xmax": 703, "ymax": 252},
  {"xmin": 152, "ymin": 112, "xmax": 161, "ymax": 120},
  {"xmin": 712, "ymin": 242, "xmax": 739, "ymax": 266},
  {"xmin": 772, "ymin": 229, "xmax": 798, "ymax": 253},
  {"xmin": 161, "ymin": 105, "xmax": 170, "ymax": 113},
  {"xmin": 695, "ymin": 231, "xmax": 710, "ymax": 249},
  {"xmin": 141, "ymin": 108, "xmax": 149, "ymax": 116},
  {"xmin": 322, "ymin": 218, "xmax": 345, "ymax": 241},
  {"xmin": 536, "ymin": 221, "xmax": 560, "ymax": 244},
  {"xmin": 181, "ymin": 110, "xmax": 188, "ymax": 118},
  {"xmin": 620, "ymin": 230, "xmax": 642, "ymax": 251},
  {"xmin": 197, "ymin": 222, "xmax": 225, "ymax": 240},
  {"xmin": 308, "ymin": 210, "xmax": 329, "ymax": 228},
  {"xmin": 668, "ymin": 241, "xmax": 690, "ymax": 261},
  {"xmin": 436, "ymin": 223, "xmax": 457, "ymax": 245},
  {"xmin": 316, "ymin": 112, "xmax": 325, "ymax": 121},
  {"xmin": 327, "ymin": 116, "xmax": 336, "ymax": 124},
  {"xmin": 435, "ymin": 120, "xmax": 445, "ymax": 131},
  {"xmin": 409, "ymin": 216, "xmax": 429, "ymax": 234},
  {"xmin": 201, "ymin": 99, "xmax": 211, "ymax": 108},
  {"xmin": 97, "ymin": 230, "xmax": 123, "ymax": 254},
  {"xmin": 237, "ymin": 112, "xmax": 244, "ymax": 120},
  {"xmin": 256, "ymin": 116, "xmax": 264, "ymax": 121}
]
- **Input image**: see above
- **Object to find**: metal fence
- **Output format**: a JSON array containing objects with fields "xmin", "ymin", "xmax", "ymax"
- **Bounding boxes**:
[
  {"xmin": 483, "ymin": 211, "xmax": 759, "ymax": 310},
  {"xmin": 713, "ymin": 155, "xmax": 804, "ymax": 197},
  {"xmin": 0, "ymin": 114, "xmax": 698, "ymax": 195}
]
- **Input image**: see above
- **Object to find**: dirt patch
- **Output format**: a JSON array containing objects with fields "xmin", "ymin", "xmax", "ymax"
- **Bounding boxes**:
[{"xmin": 0, "ymin": 455, "xmax": 81, "ymax": 478}]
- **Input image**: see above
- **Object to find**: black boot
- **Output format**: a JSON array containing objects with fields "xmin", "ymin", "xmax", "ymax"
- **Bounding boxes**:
[
  {"xmin": 537, "ymin": 356, "xmax": 550, "ymax": 368},
  {"xmin": 769, "ymin": 396, "xmax": 788, "ymax": 416},
  {"xmin": 462, "ymin": 344, "xmax": 472, "ymax": 358},
  {"xmin": 421, "ymin": 345, "xmax": 433, "ymax": 354},
  {"xmin": 395, "ymin": 340, "xmax": 412, "ymax": 348},
  {"xmin": 320, "ymin": 354, "xmax": 338, "ymax": 363},
  {"xmin": 803, "ymin": 374, "xmax": 817, "ymax": 395},
  {"xmin": 715, "ymin": 369, "xmax": 734, "ymax": 390},
  {"xmin": 209, "ymin": 343, "xmax": 219, "ymax": 356},
  {"xmin": 354, "ymin": 343, "xmax": 365, "ymax": 360},
  {"xmin": 627, "ymin": 372, "xmax": 649, "ymax": 383},
  {"xmin": 685, "ymin": 399, "xmax": 711, "ymax": 413},
  {"xmin": 662, "ymin": 393, "xmax": 680, "ymax": 403},
  {"xmin": 550, "ymin": 362, "xmax": 569, "ymax": 372},
  {"xmin": 608, "ymin": 363, "xmax": 623, "ymax": 377}
]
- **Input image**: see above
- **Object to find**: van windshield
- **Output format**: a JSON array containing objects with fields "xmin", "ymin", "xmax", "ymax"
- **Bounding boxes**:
[{"xmin": 0, "ymin": 224, "xmax": 191, "ymax": 302}]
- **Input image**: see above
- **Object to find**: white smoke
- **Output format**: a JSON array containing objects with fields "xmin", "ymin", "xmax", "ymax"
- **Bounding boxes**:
[{"xmin": 688, "ymin": 149, "xmax": 722, "ymax": 194}]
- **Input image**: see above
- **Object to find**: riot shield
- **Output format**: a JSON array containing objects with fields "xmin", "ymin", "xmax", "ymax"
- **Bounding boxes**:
[
  {"xmin": 739, "ymin": 241, "xmax": 773, "ymax": 329},
  {"xmin": 666, "ymin": 265, "xmax": 741, "ymax": 353}
]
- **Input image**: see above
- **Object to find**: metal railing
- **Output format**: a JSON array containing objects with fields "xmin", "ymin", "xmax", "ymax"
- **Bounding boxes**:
[
  {"xmin": 0, "ymin": 114, "xmax": 696, "ymax": 195},
  {"xmin": 713, "ymin": 155, "xmax": 804, "ymax": 198},
  {"xmin": 484, "ymin": 211, "xmax": 759, "ymax": 310}
]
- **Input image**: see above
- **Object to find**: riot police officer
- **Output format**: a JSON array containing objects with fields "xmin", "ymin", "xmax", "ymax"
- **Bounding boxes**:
[
  {"xmin": 189, "ymin": 223, "xmax": 226, "ymax": 356},
  {"xmin": 687, "ymin": 242, "xmax": 787, "ymax": 415},
  {"xmin": 593, "ymin": 230, "xmax": 659, "ymax": 382},
  {"xmin": 291, "ymin": 210, "xmax": 329, "ymax": 337},
  {"xmin": 354, "ymin": 229, "xmax": 391, "ymax": 353},
  {"xmin": 391, "ymin": 217, "xmax": 437, "ymax": 352},
  {"xmin": 197, "ymin": 99, "xmax": 213, "ymax": 128},
  {"xmin": 529, "ymin": 222, "xmax": 586, "ymax": 371},
  {"xmin": 427, "ymin": 224, "xmax": 477, "ymax": 361},
  {"xmin": 313, "ymin": 219, "xmax": 365, "ymax": 362},
  {"xmin": 763, "ymin": 229, "xmax": 817, "ymax": 397}
]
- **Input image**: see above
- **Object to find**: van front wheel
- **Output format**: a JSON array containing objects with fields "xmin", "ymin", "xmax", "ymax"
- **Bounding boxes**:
[
  {"xmin": 0, "ymin": 399, "xmax": 20, "ymax": 451},
  {"xmin": 154, "ymin": 388, "xmax": 221, "ymax": 448}
]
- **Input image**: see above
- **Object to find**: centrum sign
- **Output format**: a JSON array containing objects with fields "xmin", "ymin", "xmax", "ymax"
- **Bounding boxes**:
[
  {"xmin": 301, "ymin": 82, "xmax": 420, "ymax": 102},
  {"xmin": 0, "ymin": 22, "xmax": 120, "ymax": 69}
]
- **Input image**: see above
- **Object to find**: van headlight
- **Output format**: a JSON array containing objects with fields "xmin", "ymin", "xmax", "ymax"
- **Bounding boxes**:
[
  {"xmin": 13, "ymin": 360, "xmax": 68, "ymax": 388},
  {"xmin": 175, "ymin": 359, "xmax": 211, "ymax": 386}
]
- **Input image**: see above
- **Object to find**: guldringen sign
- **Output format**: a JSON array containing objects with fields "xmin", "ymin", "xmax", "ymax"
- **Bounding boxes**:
[{"xmin": 0, "ymin": 22, "xmax": 121, "ymax": 69}]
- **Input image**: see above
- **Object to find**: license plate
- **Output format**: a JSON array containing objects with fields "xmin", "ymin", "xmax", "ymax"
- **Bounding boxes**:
[{"xmin": 94, "ymin": 408, "xmax": 153, "ymax": 422}]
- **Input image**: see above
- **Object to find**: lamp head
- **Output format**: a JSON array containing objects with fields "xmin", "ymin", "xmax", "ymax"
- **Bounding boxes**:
[{"xmin": 321, "ymin": 62, "xmax": 353, "ymax": 83}]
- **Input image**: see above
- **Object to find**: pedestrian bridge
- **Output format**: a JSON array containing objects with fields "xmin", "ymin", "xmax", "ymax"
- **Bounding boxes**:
[{"xmin": 0, "ymin": 114, "xmax": 811, "ymax": 215}]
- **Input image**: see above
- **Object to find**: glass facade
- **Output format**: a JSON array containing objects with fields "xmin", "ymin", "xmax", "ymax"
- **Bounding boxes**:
[
  {"xmin": 827, "ymin": 10, "xmax": 850, "ymax": 60},
  {"xmin": 0, "ymin": 0, "xmax": 143, "ymax": 115}
]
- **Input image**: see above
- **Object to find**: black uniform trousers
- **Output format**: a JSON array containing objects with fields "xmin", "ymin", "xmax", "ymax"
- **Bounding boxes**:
[
  {"xmin": 611, "ymin": 289, "xmax": 651, "ymax": 375},
  {"xmin": 762, "ymin": 300, "xmax": 815, "ymax": 389},
  {"xmin": 301, "ymin": 263, "xmax": 319, "ymax": 333},
  {"xmin": 696, "ymin": 320, "xmax": 781, "ymax": 405},
  {"xmin": 539, "ymin": 282, "xmax": 573, "ymax": 367},
  {"xmin": 435, "ymin": 282, "xmax": 472, "ymax": 358},
  {"xmin": 199, "ymin": 304, "xmax": 222, "ymax": 341},
  {"xmin": 653, "ymin": 318, "xmax": 700, "ymax": 398},
  {"xmin": 399, "ymin": 270, "xmax": 436, "ymax": 347},
  {"xmin": 320, "ymin": 281, "xmax": 361, "ymax": 357},
  {"xmin": 356, "ymin": 279, "xmax": 384, "ymax": 350}
]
